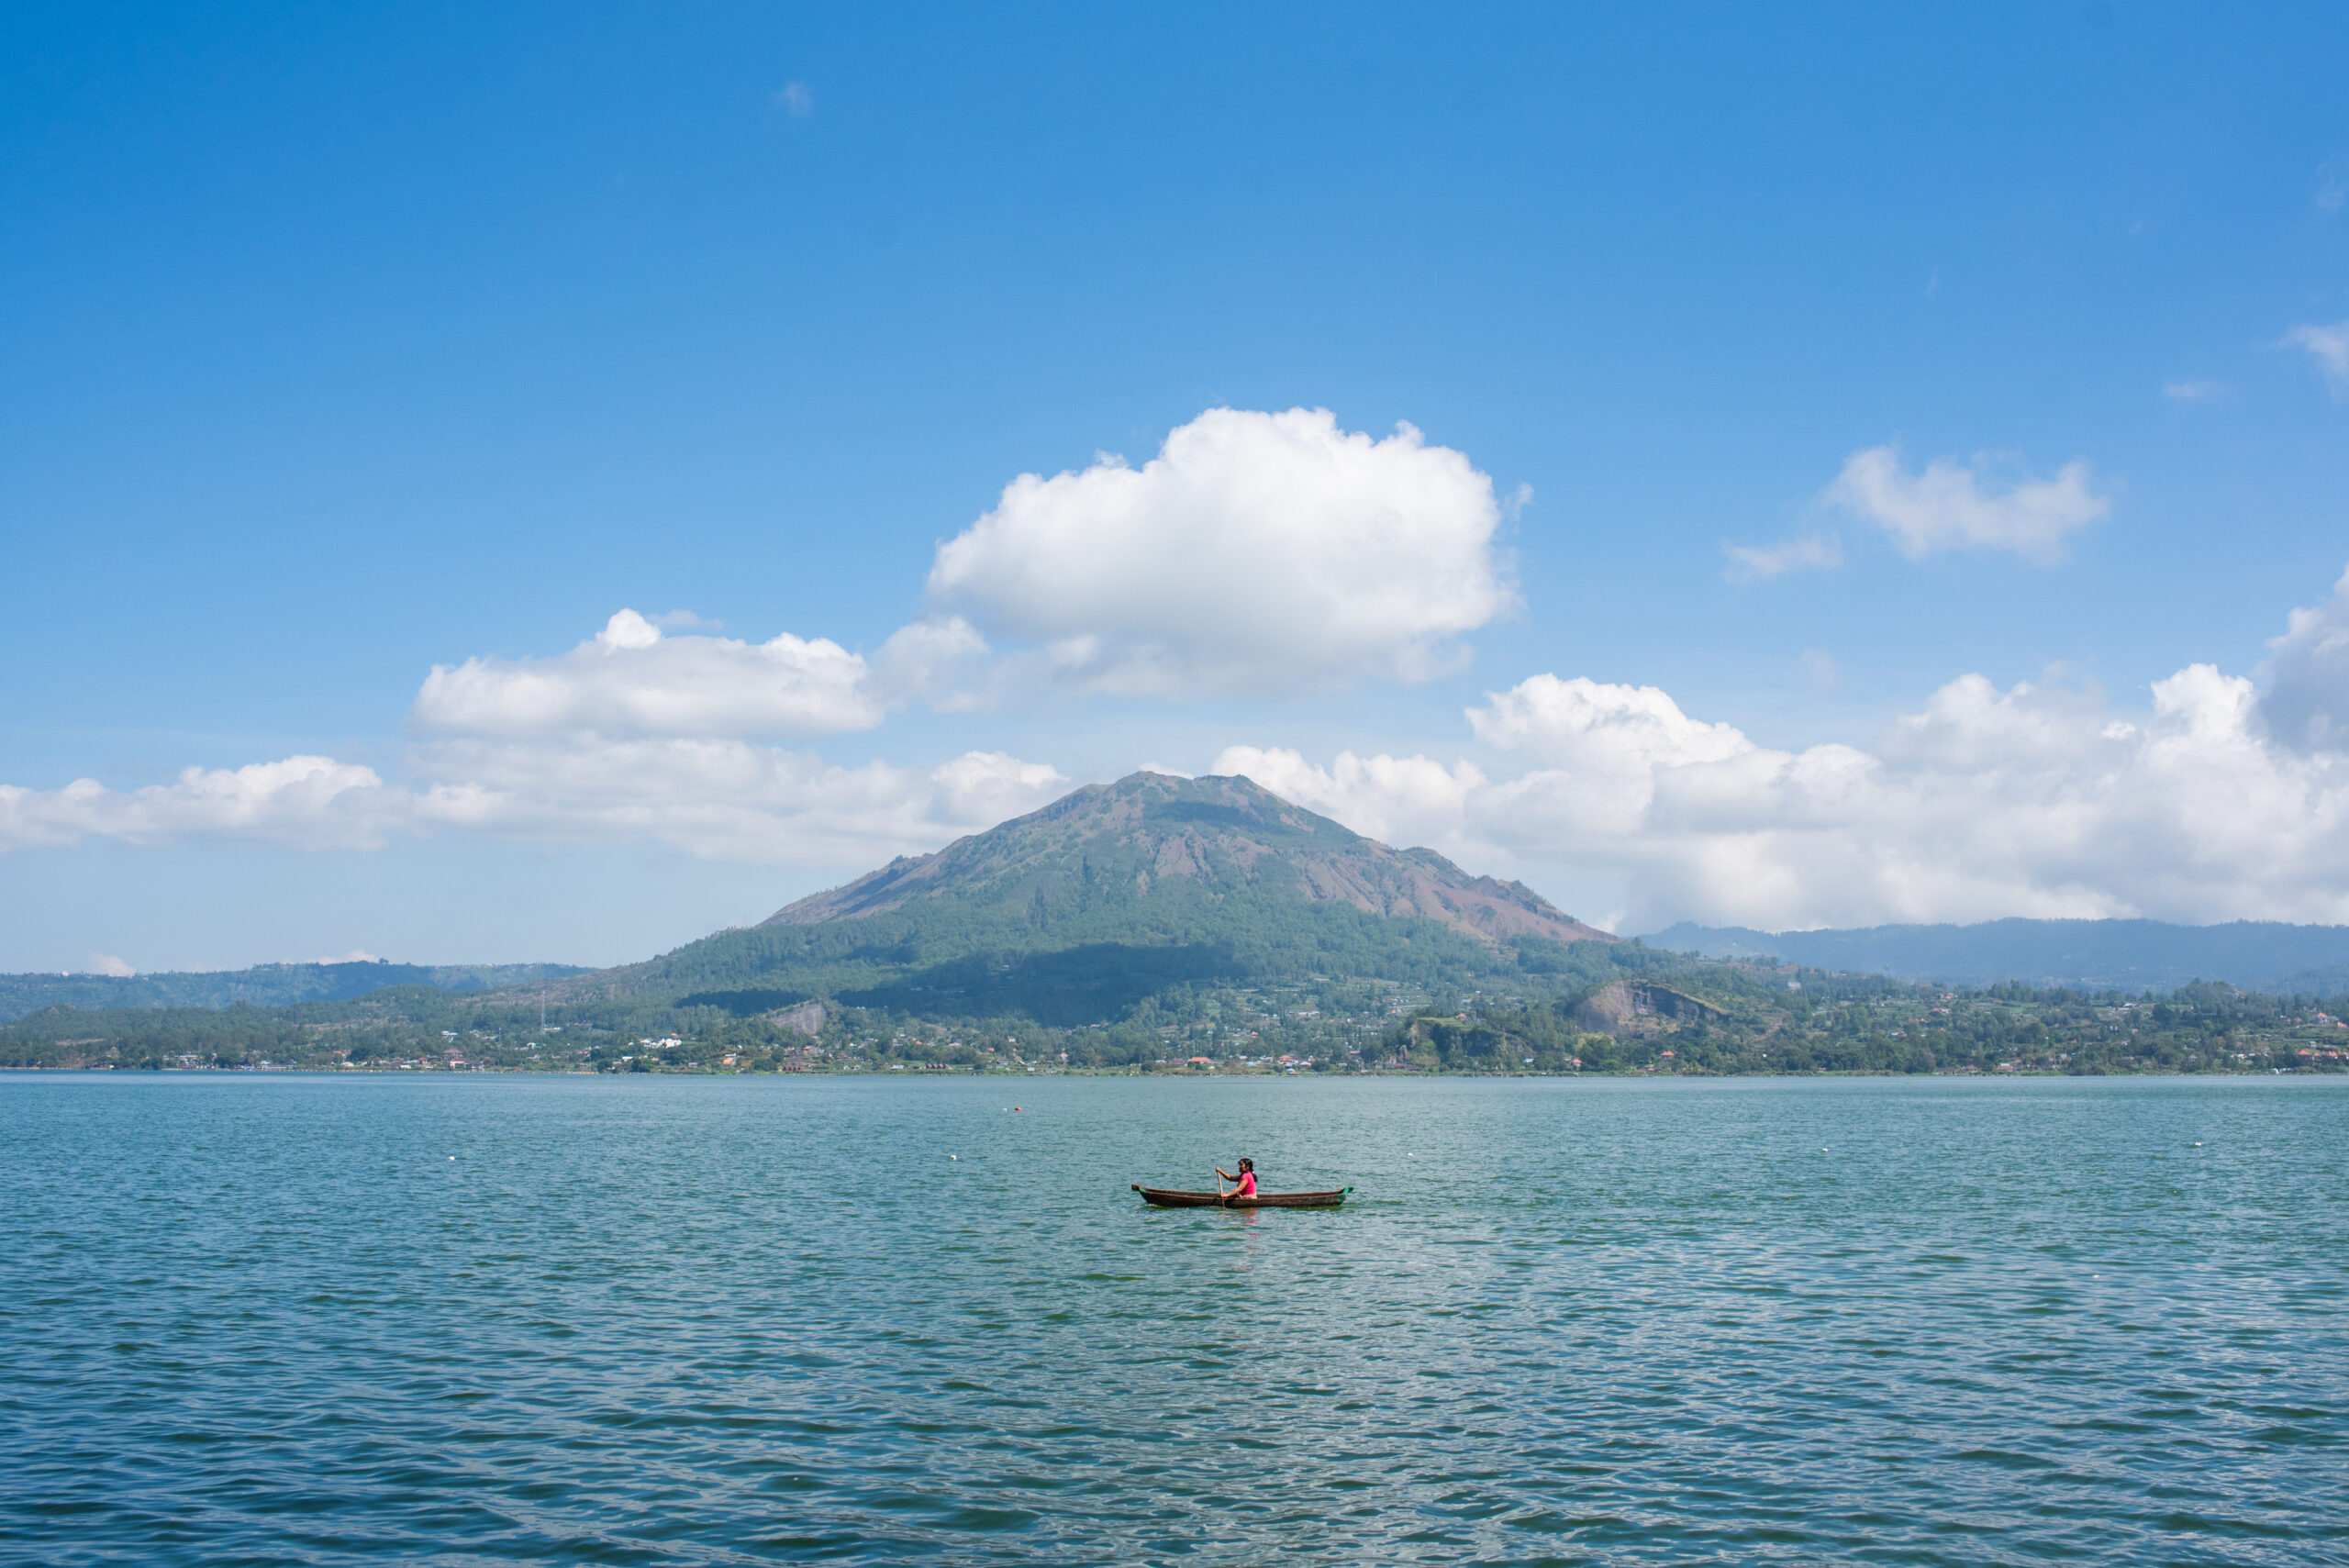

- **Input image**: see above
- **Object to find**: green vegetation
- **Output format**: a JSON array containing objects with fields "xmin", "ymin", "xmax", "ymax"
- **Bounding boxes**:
[
  {"xmin": 0, "ymin": 960, "xmax": 586, "ymax": 1024},
  {"xmin": 1368, "ymin": 972, "xmax": 2349, "ymax": 1075},
  {"xmin": 9, "ymin": 775, "xmax": 2345, "ymax": 1077},
  {"xmin": 601, "ymin": 894, "xmax": 1528, "ymax": 1022},
  {"xmin": 8, "ymin": 944, "xmax": 2348, "ymax": 1077}
]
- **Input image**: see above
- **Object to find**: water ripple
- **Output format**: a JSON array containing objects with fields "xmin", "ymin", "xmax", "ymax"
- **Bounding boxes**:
[{"xmin": 3, "ymin": 1073, "xmax": 2344, "ymax": 1564}]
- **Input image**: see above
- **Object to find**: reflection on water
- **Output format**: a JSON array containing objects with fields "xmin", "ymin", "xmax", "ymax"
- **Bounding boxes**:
[{"xmin": 3, "ymin": 1073, "xmax": 2344, "ymax": 1564}]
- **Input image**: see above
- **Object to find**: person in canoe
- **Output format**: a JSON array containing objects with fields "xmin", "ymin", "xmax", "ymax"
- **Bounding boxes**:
[{"xmin": 1215, "ymin": 1158, "xmax": 1258, "ymax": 1201}]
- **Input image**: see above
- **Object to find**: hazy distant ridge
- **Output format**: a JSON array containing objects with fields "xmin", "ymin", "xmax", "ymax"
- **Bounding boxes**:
[
  {"xmin": 1642, "ymin": 917, "xmax": 2349, "ymax": 995},
  {"xmin": 0, "ymin": 961, "xmax": 588, "ymax": 1024}
]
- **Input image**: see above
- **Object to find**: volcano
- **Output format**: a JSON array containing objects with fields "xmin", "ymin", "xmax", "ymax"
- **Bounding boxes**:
[{"xmin": 552, "ymin": 771, "xmax": 1612, "ymax": 1025}]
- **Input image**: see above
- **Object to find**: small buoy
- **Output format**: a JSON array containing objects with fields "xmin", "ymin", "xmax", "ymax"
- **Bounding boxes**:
[
  {"xmin": 2193, "ymin": 1141, "xmax": 2203, "ymax": 1147},
  {"xmin": 1013, "ymin": 1106, "xmax": 1022, "ymax": 1112},
  {"xmin": 949, "ymin": 1154, "xmax": 959, "ymax": 1161},
  {"xmin": 448, "ymin": 1156, "xmax": 455, "ymax": 1162}
]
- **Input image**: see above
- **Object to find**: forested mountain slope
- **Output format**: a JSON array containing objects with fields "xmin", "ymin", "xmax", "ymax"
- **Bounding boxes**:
[{"xmin": 542, "ymin": 772, "xmax": 1614, "ymax": 1023}]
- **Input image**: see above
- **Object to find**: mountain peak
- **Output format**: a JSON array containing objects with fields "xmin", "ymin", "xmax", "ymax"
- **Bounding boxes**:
[{"xmin": 763, "ymin": 770, "xmax": 1609, "ymax": 947}]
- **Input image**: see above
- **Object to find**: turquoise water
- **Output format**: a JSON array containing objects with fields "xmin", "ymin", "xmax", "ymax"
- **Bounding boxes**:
[{"xmin": 3, "ymin": 1073, "xmax": 2344, "ymax": 1565}]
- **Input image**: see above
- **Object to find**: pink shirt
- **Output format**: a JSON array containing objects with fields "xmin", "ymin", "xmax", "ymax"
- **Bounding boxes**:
[{"xmin": 1237, "ymin": 1171, "xmax": 1257, "ymax": 1196}]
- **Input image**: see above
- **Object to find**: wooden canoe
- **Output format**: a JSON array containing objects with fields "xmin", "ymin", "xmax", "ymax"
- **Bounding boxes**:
[{"xmin": 1131, "ymin": 1184, "xmax": 1350, "ymax": 1208}]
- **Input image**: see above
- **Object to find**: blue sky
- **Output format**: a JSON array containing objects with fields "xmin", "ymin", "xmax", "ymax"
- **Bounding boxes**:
[{"xmin": 6, "ymin": 3, "xmax": 2349, "ymax": 971}]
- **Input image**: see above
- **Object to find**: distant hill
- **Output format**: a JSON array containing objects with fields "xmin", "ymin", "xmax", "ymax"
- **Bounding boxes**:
[
  {"xmin": 0, "ymin": 960, "xmax": 589, "ymax": 1025},
  {"xmin": 1642, "ymin": 918, "xmax": 2349, "ymax": 995},
  {"xmin": 548, "ymin": 771, "xmax": 1619, "ymax": 1024}
]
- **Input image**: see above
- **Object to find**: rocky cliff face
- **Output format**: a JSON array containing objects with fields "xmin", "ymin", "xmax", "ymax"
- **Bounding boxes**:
[
  {"xmin": 770, "ymin": 999, "xmax": 827, "ymax": 1035},
  {"xmin": 763, "ymin": 771, "xmax": 1611, "ymax": 949},
  {"xmin": 1573, "ymin": 980, "xmax": 1725, "ymax": 1035}
]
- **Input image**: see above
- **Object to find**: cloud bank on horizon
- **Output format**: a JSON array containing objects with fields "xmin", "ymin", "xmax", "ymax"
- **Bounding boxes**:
[
  {"xmin": 8, "ymin": 406, "xmax": 2349, "ymax": 934},
  {"xmin": 1219, "ymin": 652, "xmax": 2349, "ymax": 933},
  {"xmin": 0, "ymin": 745, "xmax": 1068, "ymax": 871}
]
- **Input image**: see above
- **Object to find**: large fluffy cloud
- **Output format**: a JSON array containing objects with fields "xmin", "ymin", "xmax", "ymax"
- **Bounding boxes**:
[
  {"xmin": 1827, "ymin": 446, "xmax": 2109, "ymax": 563},
  {"xmin": 925, "ymin": 406, "xmax": 1517, "ymax": 696},
  {"xmin": 1213, "ymin": 575, "xmax": 2349, "ymax": 930}
]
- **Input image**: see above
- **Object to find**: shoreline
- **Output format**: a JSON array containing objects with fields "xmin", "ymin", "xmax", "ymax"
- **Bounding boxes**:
[{"xmin": 5, "ymin": 1063, "xmax": 2340, "ymax": 1079}]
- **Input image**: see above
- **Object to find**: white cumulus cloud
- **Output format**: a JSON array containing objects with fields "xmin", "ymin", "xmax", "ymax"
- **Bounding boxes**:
[
  {"xmin": 5, "ymin": 598, "xmax": 1068, "ymax": 873},
  {"xmin": 1209, "ymin": 746, "xmax": 1486, "ymax": 851},
  {"xmin": 1827, "ymin": 446, "xmax": 2110, "ymax": 563},
  {"xmin": 0, "ymin": 756, "xmax": 396, "ymax": 854},
  {"xmin": 1212, "ymin": 573, "xmax": 2349, "ymax": 931},
  {"xmin": 926, "ymin": 406, "xmax": 1518, "ymax": 696},
  {"xmin": 0, "ymin": 739, "xmax": 1065, "ymax": 870},
  {"xmin": 411, "ymin": 609, "xmax": 899, "ymax": 740}
]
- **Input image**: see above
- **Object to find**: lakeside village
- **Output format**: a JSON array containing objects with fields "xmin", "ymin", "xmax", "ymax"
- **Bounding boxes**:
[{"xmin": 12, "ymin": 966, "xmax": 2349, "ymax": 1075}]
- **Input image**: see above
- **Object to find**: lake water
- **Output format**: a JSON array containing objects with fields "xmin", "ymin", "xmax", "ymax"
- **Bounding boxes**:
[{"xmin": 4, "ymin": 1073, "xmax": 2345, "ymax": 1565}]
